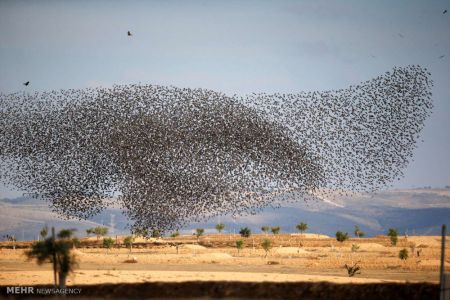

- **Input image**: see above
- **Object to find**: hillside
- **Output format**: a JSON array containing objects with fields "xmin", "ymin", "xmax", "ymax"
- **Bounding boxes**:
[{"xmin": 1, "ymin": 188, "xmax": 449, "ymax": 239}]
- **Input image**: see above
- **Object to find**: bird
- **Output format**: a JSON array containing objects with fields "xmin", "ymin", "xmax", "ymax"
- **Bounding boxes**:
[
  {"xmin": 397, "ymin": 33, "xmax": 404, "ymax": 38},
  {"xmin": 127, "ymin": 31, "xmax": 132, "ymax": 36},
  {"xmin": 0, "ymin": 65, "xmax": 434, "ymax": 233},
  {"xmin": 23, "ymin": 81, "xmax": 29, "ymax": 86},
  {"xmin": 444, "ymin": 10, "xmax": 447, "ymax": 14},
  {"xmin": 438, "ymin": 55, "xmax": 445, "ymax": 59}
]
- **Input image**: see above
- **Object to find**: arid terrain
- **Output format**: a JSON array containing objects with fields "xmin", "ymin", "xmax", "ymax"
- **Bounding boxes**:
[{"xmin": 0, "ymin": 233, "xmax": 447, "ymax": 287}]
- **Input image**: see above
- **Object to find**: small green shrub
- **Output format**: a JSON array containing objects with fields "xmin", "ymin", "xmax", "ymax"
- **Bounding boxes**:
[
  {"xmin": 261, "ymin": 226, "xmax": 270, "ymax": 234},
  {"xmin": 239, "ymin": 227, "xmax": 251, "ymax": 238},
  {"xmin": 236, "ymin": 240, "xmax": 244, "ymax": 255},
  {"xmin": 215, "ymin": 223, "xmax": 225, "ymax": 233},
  {"xmin": 296, "ymin": 222, "xmax": 308, "ymax": 234},
  {"xmin": 195, "ymin": 228, "xmax": 204, "ymax": 239},
  {"xmin": 336, "ymin": 231, "xmax": 349, "ymax": 242},
  {"xmin": 271, "ymin": 227, "xmax": 281, "ymax": 235},
  {"xmin": 261, "ymin": 239, "xmax": 272, "ymax": 258},
  {"xmin": 344, "ymin": 262, "xmax": 361, "ymax": 277},
  {"xmin": 399, "ymin": 248, "xmax": 409, "ymax": 260},
  {"xmin": 103, "ymin": 237, "xmax": 114, "ymax": 250},
  {"xmin": 387, "ymin": 228, "xmax": 399, "ymax": 246}
]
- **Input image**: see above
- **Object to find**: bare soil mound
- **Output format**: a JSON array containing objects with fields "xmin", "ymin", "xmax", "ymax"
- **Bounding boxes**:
[
  {"xmin": 290, "ymin": 233, "xmax": 330, "ymax": 239},
  {"xmin": 408, "ymin": 236, "xmax": 441, "ymax": 247},
  {"xmin": 275, "ymin": 247, "xmax": 309, "ymax": 255},
  {"xmin": 357, "ymin": 243, "xmax": 387, "ymax": 251},
  {"xmin": 183, "ymin": 244, "xmax": 206, "ymax": 250},
  {"xmin": 194, "ymin": 252, "xmax": 233, "ymax": 260}
]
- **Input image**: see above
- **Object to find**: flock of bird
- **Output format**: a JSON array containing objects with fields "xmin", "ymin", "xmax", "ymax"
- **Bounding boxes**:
[{"xmin": 0, "ymin": 65, "xmax": 433, "ymax": 232}]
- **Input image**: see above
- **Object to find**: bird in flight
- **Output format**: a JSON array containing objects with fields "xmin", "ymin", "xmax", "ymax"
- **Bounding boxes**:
[
  {"xmin": 23, "ymin": 81, "xmax": 29, "ymax": 86},
  {"xmin": 444, "ymin": 9, "xmax": 447, "ymax": 14},
  {"xmin": 398, "ymin": 33, "xmax": 404, "ymax": 38},
  {"xmin": 127, "ymin": 31, "xmax": 132, "ymax": 36},
  {"xmin": 438, "ymin": 55, "xmax": 445, "ymax": 59}
]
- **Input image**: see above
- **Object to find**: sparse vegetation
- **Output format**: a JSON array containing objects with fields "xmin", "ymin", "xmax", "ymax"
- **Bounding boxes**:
[
  {"xmin": 40, "ymin": 225, "xmax": 48, "ymax": 240},
  {"xmin": 215, "ymin": 223, "xmax": 225, "ymax": 233},
  {"xmin": 170, "ymin": 231, "xmax": 180, "ymax": 238},
  {"xmin": 87, "ymin": 226, "xmax": 108, "ymax": 241},
  {"xmin": 236, "ymin": 240, "xmax": 244, "ymax": 255},
  {"xmin": 296, "ymin": 222, "xmax": 308, "ymax": 235},
  {"xmin": 0, "ymin": 230, "xmax": 445, "ymax": 288},
  {"xmin": 399, "ymin": 248, "xmax": 409, "ymax": 260},
  {"xmin": 26, "ymin": 228, "xmax": 78, "ymax": 288},
  {"xmin": 336, "ymin": 231, "xmax": 349, "ymax": 243},
  {"xmin": 134, "ymin": 229, "xmax": 148, "ymax": 238},
  {"xmin": 387, "ymin": 228, "xmax": 399, "ymax": 246},
  {"xmin": 271, "ymin": 226, "xmax": 281, "ymax": 235},
  {"xmin": 103, "ymin": 237, "xmax": 114, "ymax": 253},
  {"xmin": 344, "ymin": 262, "xmax": 361, "ymax": 277},
  {"xmin": 71, "ymin": 237, "xmax": 80, "ymax": 249},
  {"xmin": 239, "ymin": 227, "xmax": 251, "ymax": 238},
  {"xmin": 354, "ymin": 226, "xmax": 365, "ymax": 238},
  {"xmin": 151, "ymin": 229, "xmax": 161, "ymax": 238},
  {"xmin": 4, "ymin": 234, "xmax": 16, "ymax": 250},
  {"xmin": 57, "ymin": 228, "xmax": 76, "ymax": 239},
  {"xmin": 123, "ymin": 236, "xmax": 135, "ymax": 254},
  {"xmin": 195, "ymin": 228, "xmax": 204, "ymax": 240},
  {"xmin": 261, "ymin": 239, "xmax": 272, "ymax": 258},
  {"xmin": 261, "ymin": 226, "xmax": 270, "ymax": 234}
]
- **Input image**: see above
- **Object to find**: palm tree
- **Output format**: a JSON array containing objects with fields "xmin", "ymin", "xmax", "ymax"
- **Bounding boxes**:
[{"xmin": 26, "ymin": 229, "xmax": 78, "ymax": 288}]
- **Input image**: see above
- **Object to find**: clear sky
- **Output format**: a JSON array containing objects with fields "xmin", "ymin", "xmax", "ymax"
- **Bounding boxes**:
[{"xmin": 0, "ymin": 0, "xmax": 449, "ymax": 198}]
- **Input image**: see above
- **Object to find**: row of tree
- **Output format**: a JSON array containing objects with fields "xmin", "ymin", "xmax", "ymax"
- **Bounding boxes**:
[{"xmin": 201, "ymin": 223, "xmax": 402, "ymax": 246}]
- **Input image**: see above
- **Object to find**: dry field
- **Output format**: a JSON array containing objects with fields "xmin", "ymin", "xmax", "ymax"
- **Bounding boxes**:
[{"xmin": 0, "ymin": 234, "xmax": 448, "ymax": 287}]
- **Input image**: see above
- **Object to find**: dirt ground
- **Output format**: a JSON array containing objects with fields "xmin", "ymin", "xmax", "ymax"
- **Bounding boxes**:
[{"xmin": 0, "ymin": 234, "xmax": 447, "ymax": 286}]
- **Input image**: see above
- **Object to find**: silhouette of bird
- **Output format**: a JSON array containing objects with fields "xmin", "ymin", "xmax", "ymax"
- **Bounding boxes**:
[
  {"xmin": 127, "ymin": 31, "xmax": 132, "ymax": 36},
  {"xmin": 444, "ymin": 10, "xmax": 447, "ymax": 14},
  {"xmin": 439, "ymin": 55, "xmax": 445, "ymax": 59},
  {"xmin": 23, "ymin": 81, "xmax": 29, "ymax": 86},
  {"xmin": 0, "ymin": 65, "xmax": 434, "ymax": 233},
  {"xmin": 398, "ymin": 33, "xmax": 404, "ymax": 38}
]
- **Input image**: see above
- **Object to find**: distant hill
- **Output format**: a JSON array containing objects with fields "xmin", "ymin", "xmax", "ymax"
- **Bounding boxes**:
[{"xmin": 1, "ymin": 188, "xmax": 449, "ymax": 240}]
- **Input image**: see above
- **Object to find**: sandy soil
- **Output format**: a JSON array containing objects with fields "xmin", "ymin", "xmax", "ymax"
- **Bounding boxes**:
[{"xmin": 0, "ymin": 234, "xmax": 447, "ymax": 286}]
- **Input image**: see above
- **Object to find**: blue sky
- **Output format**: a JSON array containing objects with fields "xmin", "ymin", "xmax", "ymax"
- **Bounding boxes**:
[{"xmin": 0, "ymin": 0, "xmax": 449, "ymax": 197}]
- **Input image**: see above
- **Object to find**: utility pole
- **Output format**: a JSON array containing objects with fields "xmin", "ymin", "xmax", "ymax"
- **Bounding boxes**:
[
  {"xmin": 52, "ymin": 227, "xmax": 57, "ymax": 287},
  {"xmin": 440, "ymin": 224, "xmax": 447, "ymax": 300},
  {"xmin": 110, "ymin": 214, "xmax": 115, "ymax": 235}
]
